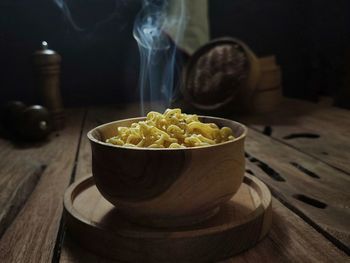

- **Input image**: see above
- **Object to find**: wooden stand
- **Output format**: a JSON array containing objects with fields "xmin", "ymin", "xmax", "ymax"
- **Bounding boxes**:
[
  {"xmin": 64, "ymin": 174, "xmax": 272, "ymax": 262},
  {"xmin": 252, "ymin": 55, "xmax": 283, "ymax": 113}
]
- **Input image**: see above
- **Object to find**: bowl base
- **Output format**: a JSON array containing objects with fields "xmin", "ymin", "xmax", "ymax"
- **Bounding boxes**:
[{"xmin": 120, "ymin": 206, "xmax": 221, "ymax": 228}]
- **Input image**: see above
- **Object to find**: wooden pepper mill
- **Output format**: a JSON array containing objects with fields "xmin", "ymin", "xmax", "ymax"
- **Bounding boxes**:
[{"xmin": 32, "ymin": 41, "xmax": 64, "ymax": 130}]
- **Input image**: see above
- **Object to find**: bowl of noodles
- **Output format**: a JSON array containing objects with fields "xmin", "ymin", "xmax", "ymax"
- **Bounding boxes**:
[{"xmin": 88, "ymin": 109, "xmax": 247, "ymax": 227}]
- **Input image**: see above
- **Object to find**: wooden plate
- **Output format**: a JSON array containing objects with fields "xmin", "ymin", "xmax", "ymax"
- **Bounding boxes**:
[{"xmin": 64, "ymin": 174, "xmax": 272, "ymax": 262}]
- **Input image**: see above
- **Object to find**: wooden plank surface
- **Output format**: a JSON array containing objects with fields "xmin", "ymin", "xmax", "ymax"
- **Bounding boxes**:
[
  {"xmin": 59, "ymin": 105, "xmax": 349, "ymax": 262},
  {"xmin": 0, "ymin": 138, "xmax": 45, "ymax": 237},
  {"xmin": 60, "ymin": 197, "xmax": 348, "ymax": 263},
  {"xmin": 245, "ymin": 128, "xmax": 350, "ymax": 252},
  {"xmin": 0, "ymin": 109, "xmax": 85, "ymax": 263},
  {"xmin": 239, "ymin": 98, "xmax": 350, "ymax": 174}
]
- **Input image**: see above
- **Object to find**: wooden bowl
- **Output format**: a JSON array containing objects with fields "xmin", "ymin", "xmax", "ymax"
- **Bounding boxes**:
[{"xmin": 87, "ymin": 117, "xmax": 247, "ymax": 227}]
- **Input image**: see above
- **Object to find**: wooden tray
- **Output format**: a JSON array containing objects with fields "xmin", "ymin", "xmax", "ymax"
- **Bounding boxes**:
[
  {"xmin": 252, "ymin": 87, "xmax": 283, "ymax": 113},
  {"xmin": 64, "ymin": 174, "xmax": 272, "ymax": 262}
]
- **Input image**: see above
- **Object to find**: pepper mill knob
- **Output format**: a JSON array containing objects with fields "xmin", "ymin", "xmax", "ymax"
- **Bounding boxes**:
[
  {"xmin": 32, "ymin": 41, "xmax": 64, "ymax": 130},
  {"xmin": 42, "ymin": 41, "xmax": 48, "ymax": 50}
]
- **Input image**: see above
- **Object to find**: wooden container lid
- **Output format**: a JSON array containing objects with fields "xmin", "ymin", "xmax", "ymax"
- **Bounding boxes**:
[
  {"xmin": 64, "ymin": 174, "xmax": 272, "ymax": 262},
  {"xmin": 181, "ymin": 38, "xmax": 261, "ymax": 113},
  {"xmin": 32, "ymin": 41, "xmax": 61, "ymax": 67}
]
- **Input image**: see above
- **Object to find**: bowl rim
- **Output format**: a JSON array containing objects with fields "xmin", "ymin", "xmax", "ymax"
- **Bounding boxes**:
[{"xmin": 87, "ymin": 116, "xmax": 247, "ymax": 151}]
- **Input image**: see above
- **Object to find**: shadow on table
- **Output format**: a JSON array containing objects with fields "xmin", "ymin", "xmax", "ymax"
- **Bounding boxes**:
[{"xmin": 0, "ymin": 126, "xmax": 56, "ymax": 149}]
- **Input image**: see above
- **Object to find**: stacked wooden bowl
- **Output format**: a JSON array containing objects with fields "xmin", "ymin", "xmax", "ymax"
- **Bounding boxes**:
[
  {"xmin": 252, "ymin": 55, "xmax": 283, "ymax": 113},
  {"xmin": 181, "ymin": 38, "xmax": 261, "ymax": 113},
  {"xmin": 181, "ymin": 38, "xmax": 283, "ymax": 114}
]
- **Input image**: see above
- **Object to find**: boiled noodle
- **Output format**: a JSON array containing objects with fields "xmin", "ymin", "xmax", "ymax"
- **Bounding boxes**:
[{"xmin": 106, "ymin": 109, "xmax": 235, "ymax": 148}]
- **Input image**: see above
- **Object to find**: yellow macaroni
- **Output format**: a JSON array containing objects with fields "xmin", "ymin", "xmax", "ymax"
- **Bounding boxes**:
[{"xmin": 106, "ymin": 109, "xmax": 235, "ymax": 148}]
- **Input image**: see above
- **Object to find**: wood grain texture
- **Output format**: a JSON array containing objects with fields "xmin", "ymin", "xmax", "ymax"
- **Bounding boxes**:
[
  {"xmin": 240, "ymin": 98, "xmax": 350, "ymax": 174},
  {"xmin": 63, "ymin": 174, "xmax": 271, "ymax": 262},
  {"xmin": 75, "ymin": 105, "xmax": 141, "ymax": 181},
  {"xmin": 0, "ymin": 139, "xmax": 45, "ymax": 236},
  {"xmin": 60, "ymin": 197, "xmax": 348, "ymax": 263},
  {"xmin": 0, "ymin": 109, "xmax": 85, "ymax": 263},
  {"xmin": 58, "ymin": 105, "xmax": 349, "ymax": 262},
  {"xmin": 88, "ymin": 116, "xmax": 246, "ymax": 227},
  {"xmin": 220, "ymin": 196, "xmax": 349, "ymax": 263},
  {"xmin": 245, "ymin": 128, "xmax": 350, "ymax": 252}
]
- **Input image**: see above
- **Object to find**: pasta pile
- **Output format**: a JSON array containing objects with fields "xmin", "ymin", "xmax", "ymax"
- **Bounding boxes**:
[{"xmin": 106, "ymin": 109, "xmax": 235, "ymax": 148}]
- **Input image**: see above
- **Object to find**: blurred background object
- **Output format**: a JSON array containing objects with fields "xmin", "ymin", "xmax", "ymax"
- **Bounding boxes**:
[
  {"xmin": 252, "ymin": 56, "xmax": 282, "ymax": 113},
  {"xmin": 182, "ymin": 38, "xmax": 260, "ymax": 113},
  {"xmin": 335, "ymin": 47, "xmax": 350, "ymax": 108},
  {"xmin": 0, "ymin": 101, "xmax": 52, "ymax": 141},
  {"xmin": 32, "ymin": 41, "xmax": 64, "ymax": 130},
  {"xmin": 165, "ymin": 0, "xmax": 209, "ymax": 55},
  {"xmin": 0, "ymin": 0, "xmax": 349, "ymax": 108}
]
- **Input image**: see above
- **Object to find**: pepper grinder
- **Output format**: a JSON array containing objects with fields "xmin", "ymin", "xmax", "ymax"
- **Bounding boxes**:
[{"xmin": 32, "ymin": 41, "xmax": 64, "ymax": 130}]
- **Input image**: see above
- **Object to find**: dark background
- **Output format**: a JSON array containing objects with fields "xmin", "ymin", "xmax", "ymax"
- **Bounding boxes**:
[{"xmin": 1, "ymin": 0, "xmax": 349, "ymax": 107}]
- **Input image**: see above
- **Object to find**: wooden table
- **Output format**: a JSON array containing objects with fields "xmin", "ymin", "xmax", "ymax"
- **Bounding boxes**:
[{"xmin": 0, "ymin": 99, "xmax": 349, "ymax": 262}]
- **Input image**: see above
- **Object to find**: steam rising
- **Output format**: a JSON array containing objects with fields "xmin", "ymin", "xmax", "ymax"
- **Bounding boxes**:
[
  {"xmin": 53, "ymin": 0, "xmax": 127, "ymax": 32},
  {"xmin": 53, "ymin": 0, "xmax": 187, "ymax": 113},
  {"xmin": 133, "ymin": 0, "xmax": 186, "ymax": 115}
]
